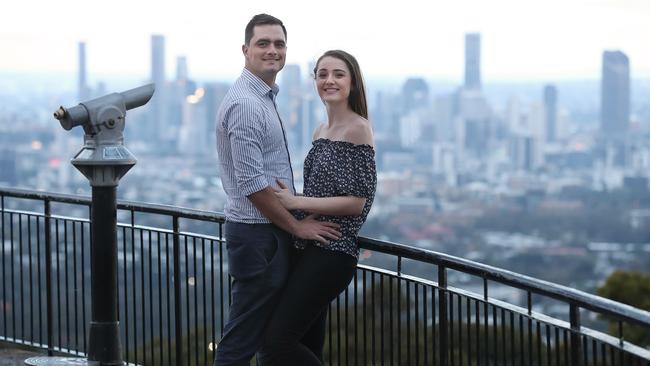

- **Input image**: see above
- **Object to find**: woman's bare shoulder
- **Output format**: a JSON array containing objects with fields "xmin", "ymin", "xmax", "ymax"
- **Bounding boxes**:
[{"xmin": 344, "ymin": 116, "xmax": 374, "ymax": 147}]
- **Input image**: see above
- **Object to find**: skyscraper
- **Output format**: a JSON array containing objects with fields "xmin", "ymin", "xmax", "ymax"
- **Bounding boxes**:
[
  {"xmin": 278, "ymin": 64, "xmax": 303, "ymax": 151},
  {"xmin": 175, "ymin": 56, "xmax": 194, "ymax": 96},
  {"xmin": 278, "ymin": 64, "xmax": 302, "ymax": 127},
  {"xmin": 151, "ymin": 35, "xmax": 165, "ymax": 89},
  {"xmin": 401, "ymin": 77, "xmax": 429, "ymax": 112},
  {"xmin": 203, "ymin": 82, "xmax": 229, "ymax": 136},
  {"xmin": 600, "ymin": 50, "xmax": 630, "ymax": 136},
  {"xmin": 78, "ymin": 42, "xmax": 89, "ymax": 100},
  {"xmin": 456, "ymin": 88, "xmax": 491, "ymax": 157},
  {"xmin": 0, "ymin": 149, "xmax": 17, "ymax": 185},
  {"xmin": 176, "ymin": 56, "xmax": 188, "ymax": 83},
  {"xmin": 150, "ymin": 35, "xmax": 167, "ymax": 142},
  {"xmin": 178, "ymin": 89, "xmax": 207, "ymax": 155},
  {"xmin": 464, "ymin": 33, "xmax": 481, "ymax": 90},
  {"xmin": 543, "ymin": 84, "xmax": 558, "ymax": 143}
]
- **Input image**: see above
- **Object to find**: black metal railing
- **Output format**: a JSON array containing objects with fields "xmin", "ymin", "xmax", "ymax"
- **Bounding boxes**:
[{"xmin": 1, "ymin": 187, "xmax": 649, "ymax": 365}]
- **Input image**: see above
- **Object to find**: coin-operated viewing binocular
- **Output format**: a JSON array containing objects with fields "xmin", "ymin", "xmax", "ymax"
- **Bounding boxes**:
[{"xmin": 53, "ymin": 83, "xmax": 155, "ymax": 186}]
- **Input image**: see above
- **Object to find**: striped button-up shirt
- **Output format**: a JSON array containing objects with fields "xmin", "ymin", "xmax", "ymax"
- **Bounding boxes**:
[{"xmin": 215, "ymin": 68, "xmax": 295, "ymax": 223}]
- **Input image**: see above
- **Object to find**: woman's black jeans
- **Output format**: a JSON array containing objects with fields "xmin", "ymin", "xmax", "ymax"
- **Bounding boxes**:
[{"xmin": 260, "ymin": 244, "xmax": 357, "ymax": 365}]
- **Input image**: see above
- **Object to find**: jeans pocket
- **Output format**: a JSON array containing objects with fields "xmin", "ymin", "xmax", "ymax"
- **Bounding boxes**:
[{"xmin": 226, "ymin": 224, "xmax": 278, "ymax": 280}]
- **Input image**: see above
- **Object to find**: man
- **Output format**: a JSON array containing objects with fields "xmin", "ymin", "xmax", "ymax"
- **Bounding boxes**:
[{"xmin": 214, "ymin": 14, "xmax": 341, "ymax": 366}]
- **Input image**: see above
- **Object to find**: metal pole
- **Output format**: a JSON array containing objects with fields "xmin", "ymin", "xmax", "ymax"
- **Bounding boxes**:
[
  {"xmin": 438, "ymin": 266, "xmax": 448, "ymax": 366},
  {"xmin": 173, "ymin": 216, "xmax": 183, "ymax": 366},
  {"xmin": 44, "ymin": 200, "xmax": 54, "ymax": 357},
  {"xmin": 87, "ymin": 186, "xmax": 122, "ymax": 365},
  {"xmin": 570, "ymin": 303, "xmax": 582, "ymax": 366}
]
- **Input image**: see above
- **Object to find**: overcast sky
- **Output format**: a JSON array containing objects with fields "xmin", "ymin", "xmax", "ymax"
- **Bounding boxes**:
[{"xmin": 2, "ymin": 0, "xmax": 649, "ymax": 83}]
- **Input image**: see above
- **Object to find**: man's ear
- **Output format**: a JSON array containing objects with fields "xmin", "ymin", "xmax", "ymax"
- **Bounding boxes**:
[{"xmin": 242, "ymin": 44, "xmax": 248, "ymax": 57}]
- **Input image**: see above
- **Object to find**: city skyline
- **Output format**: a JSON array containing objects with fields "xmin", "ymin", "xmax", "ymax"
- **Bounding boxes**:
[
  {"xmin": 1, "ymin": 2, "xmax": 649, "ymax": 321},
  {"xmin": 2, "ymin": 0, "xmax": 650, "ymax": 84}
]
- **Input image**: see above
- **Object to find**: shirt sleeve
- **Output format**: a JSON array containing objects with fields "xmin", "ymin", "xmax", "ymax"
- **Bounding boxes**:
[
  {"xmin": 223, "ymin": 98, "xmax": 269, "ymax": 196},
  {"xmin": 339, "ymin": 147, "xmax": 377, "ymax": 199}
]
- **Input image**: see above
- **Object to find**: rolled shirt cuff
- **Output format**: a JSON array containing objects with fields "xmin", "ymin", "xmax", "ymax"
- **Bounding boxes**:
[{"xmin": 239, "ymin": 176, "xmax": 270, "ymax": 197}]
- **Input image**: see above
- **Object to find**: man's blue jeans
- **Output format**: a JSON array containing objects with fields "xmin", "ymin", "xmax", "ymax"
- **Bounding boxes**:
[{"xmin": 213, "ymin": 222, "xmax": 291, "ymax": 366}]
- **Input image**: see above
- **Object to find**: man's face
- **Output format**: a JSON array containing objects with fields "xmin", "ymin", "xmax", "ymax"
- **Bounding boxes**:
[{"xmin": 243, "ymin": 25, "xmax": 287, "ymax": 83}]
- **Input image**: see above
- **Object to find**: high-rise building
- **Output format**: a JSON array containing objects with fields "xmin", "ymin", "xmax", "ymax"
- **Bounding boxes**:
[
  {"xmin": 543, "ymin": 84, "xmax": 558, "ymax": 143},
  {"xmin": 0, "ymin": 149, "xmax": 17, "ymax": 185},
  {"xmin": 78, "ymin": 42, "xmax": 89, "ymax": 100},
  {"xmin": 178, "ymin": 89, "xmax": 207, "ymax": 155},
  {"xmin": 278, "ymin": 64, "xmax": 302, "ymax": 125},
  {"xmin": 456, "ymin": 88, "xmax": 491, "ymax": 157},
  {"xmin": 176, "ymin": 56, "xmax": 188, "ymax": 82},
  {"xmin": 151, "ymin": 35, "xmax": 165, "ymax": 89},
  {"xmin": 600, "ymin": 50, "xmax": 630, "ymax": 136},
  {"xmin": 168, "ymin": 56, "xmax": 194, "ymax": 148},
  {"xmin": 95, "ymin": 81, "xmax": 107, "ymax": 98},
  {"xmin": 401, "ymin": 77, "xmax": 429, "ymax": 112},
  {"xmin": 150, "ymin": 35, "xmax": 167, "ymax": 143},
  {"xmin": 278, "ymin": 64, "xmax": 303, "ymax": 152},
  {"xmin": 203, "ymin": 82, "xmax": 230, "ymax": 134},
  {"xmin": 464, "ymin": 33, "xmax": 481, "ymax": 90},
  {"xmin": 509, "ymin": 135, "xmax": 537, "ymax": 171},
  {"xmin": 301, "ymin": 94, "xmax": 321, "ymax": 156}
]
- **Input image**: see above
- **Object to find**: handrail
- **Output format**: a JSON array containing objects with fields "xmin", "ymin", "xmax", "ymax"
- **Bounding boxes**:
[
  {"xmin": 360, "ymin": 237, "xmax": 650, "ymax": 328},
  {"xmin": 2, "ymin": 186, "xmax": 649, "ymax": 330},
  {"xmin": 0, "ymin": 187, "xmax": 224, "ymax": 223}
]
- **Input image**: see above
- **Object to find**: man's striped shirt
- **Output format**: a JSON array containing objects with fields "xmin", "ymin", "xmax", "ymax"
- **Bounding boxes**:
[{"xmin": 215, "ymin": 68, "xmax": 294, "ymax": 223}]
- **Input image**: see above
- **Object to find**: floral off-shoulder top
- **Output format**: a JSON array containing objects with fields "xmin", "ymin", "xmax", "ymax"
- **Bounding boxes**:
[{"xmin": 295, "ymin": 138, "xmax": 377, "ymax": 259}]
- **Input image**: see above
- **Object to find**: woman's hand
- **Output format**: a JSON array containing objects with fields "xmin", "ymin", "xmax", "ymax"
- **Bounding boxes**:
[{"xmin": 274, "ymin": 179, "xmax": 301, "ymax": 210}]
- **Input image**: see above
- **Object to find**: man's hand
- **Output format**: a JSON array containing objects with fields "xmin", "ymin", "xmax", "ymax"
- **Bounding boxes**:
[
  {"xmin": 248, "ymin": 187, "xmax": 341, "ymax": 245},
  {"xmin": 294, "ymin": 214, "xmax": 341, "ymax": 245}
]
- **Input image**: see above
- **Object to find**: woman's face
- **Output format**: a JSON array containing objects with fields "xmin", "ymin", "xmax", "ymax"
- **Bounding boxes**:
[{"xmin": 315, "ymin": 56, "xmax": 352, "ymax": 105}]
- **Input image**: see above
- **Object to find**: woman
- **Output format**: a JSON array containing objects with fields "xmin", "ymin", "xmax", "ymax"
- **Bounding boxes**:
[{"xmin": 261, "ymin": 50, "xmax": 377, "ymax": 365}]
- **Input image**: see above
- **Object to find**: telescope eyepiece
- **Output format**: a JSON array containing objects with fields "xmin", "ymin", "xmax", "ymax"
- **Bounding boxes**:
[{"xmin": 53, "ymin": 106, "xmax": 67, "ymax": 120}]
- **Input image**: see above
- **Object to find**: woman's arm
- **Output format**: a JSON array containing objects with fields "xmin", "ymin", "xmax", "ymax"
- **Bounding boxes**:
[
  {"xmin": 274, "ymin": 180, "xmax": 366, "ymax": 216},
  {"xmin": 289, "ymin": 195, "xmax": 366, "ymax": 216}
]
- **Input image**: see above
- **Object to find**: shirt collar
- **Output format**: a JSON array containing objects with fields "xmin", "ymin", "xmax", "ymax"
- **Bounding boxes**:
[{"xmin": 241, "ymin": 68, "xmax": 279, "ymax": 98}]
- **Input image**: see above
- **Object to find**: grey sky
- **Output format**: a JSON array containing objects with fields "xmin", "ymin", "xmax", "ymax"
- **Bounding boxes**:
[{"xmin": 2, "ymin": 0, "xmax": 649, "ymax": 82}]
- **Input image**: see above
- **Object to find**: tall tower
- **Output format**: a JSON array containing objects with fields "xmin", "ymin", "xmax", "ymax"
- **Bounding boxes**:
[
  {"xmin": 278, "ymin": 64, "xmax": 303, "ymax": 152},
  {"xmin": 464, "ymin": 33, "xmax": 481, "ymax": 90},
  {"xmin": 543, "ymin": 84, "xmax": 558, "ymax": 143},
  {"xmin": 176, "ymin": 56, "xmax": 188, "ymax": 82},
  {"xmin": 151, "ymin": 35, "xmax": 166, "ymax": 89},
  {"xmin": 278, "ymin": 64, "xmax": 302, "ymax": 125},
  {"xmin": 150, "ymin": 35, "xmax": 166, "ymax": 142},
  {"xmin": 600, "ymin": 51, "xmax": 630, "ymax": 137},
  {"xmin": 401, "ymin": 78, "xmax": 429, "ymax": 112},
  {"xmin": 78, "ymin": 42, "xmax": 89, "ymax": 100},
  {"xmin": 175, "ymin": 56, "xmax": 193, "ymax": 96}
]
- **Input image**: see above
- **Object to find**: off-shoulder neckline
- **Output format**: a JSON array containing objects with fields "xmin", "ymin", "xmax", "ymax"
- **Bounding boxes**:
[{"xmin": 313, "ymin": 138, "xmax": 375, "ymax": 150}]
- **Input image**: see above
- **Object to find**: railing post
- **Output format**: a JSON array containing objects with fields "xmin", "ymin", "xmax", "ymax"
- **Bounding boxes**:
[
  {"xmin": 397, "ymin": 255, "xmax": 402, "ymax": 275},
  {"xmin": 438, "ymin": 265, "xmax": 448, "ymax": 366},
  {"xmin": 44, "ymin": 199, "xmax": 54, "ymax": 357},
  {"xmin": 173, "ymin": 215, "xmax": 183, "ymax": 366},
  {"xmin": 1, "ymin": 193, "xmax": 5, "ymax": 340},
  {"xmin": 570, "ymin": 303, "xmax": 582, "ymax": 366}
]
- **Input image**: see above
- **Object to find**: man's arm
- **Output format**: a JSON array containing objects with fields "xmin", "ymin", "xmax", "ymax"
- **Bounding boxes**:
[
  {"xmin": 248, "ymin": 187, "xmax": 341, "ymax": 244},
  {"xmin": 224, "ymin": 99, "xmax": 340, "ymax": 244}
]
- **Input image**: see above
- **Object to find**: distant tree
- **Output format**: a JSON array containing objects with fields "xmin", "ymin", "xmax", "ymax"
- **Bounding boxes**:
[{"xmin": 597, "ymin": 270, "xmax": 650, "ymax": 347}]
